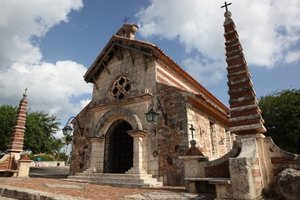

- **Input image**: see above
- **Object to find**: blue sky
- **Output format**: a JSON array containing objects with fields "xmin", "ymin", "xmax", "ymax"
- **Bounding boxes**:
[{"xmin": 0, "ymin": 0, "xmax": 300, "ymax": 136}]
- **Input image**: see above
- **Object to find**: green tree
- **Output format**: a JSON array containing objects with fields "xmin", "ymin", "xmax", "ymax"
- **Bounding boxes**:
[
  {"xmin": 259, "ymin": 89, "xmax": 300, "ymax": 154},
  {"xmin": 0, "ymin": 105, "xmax": 17, "ymax": 152},
  {"xmin": 24, "ymin": 111, "xmax": 60, "ymax": 153},
  {"xmin": 0, "ymin": 105, "xmax": 61, "ymax": 154}
]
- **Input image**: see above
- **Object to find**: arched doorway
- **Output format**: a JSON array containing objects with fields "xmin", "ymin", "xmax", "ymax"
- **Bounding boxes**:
[{"xmin": 103, "ymin": 120, "xmax": 133, "ymax": 173}]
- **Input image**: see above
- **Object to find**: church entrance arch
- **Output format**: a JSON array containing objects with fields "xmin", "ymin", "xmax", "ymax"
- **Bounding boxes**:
[{"xmin": 103, "ymin": 120, "xmax": 133, "ymax": 173}]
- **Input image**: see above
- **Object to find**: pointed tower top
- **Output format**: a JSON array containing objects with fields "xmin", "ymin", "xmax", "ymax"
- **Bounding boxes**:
[
  {"xmin": 221, "ymin": 1, "xmax": 232, "ymax": 12},
  {"xmin": 222, "ymin": 5, "xmax": 266, "ymax": 135},
  {"xmin": 221, "ymin": 2, "xmax": 233, "ymax": 25},
  {"xmin": 23, "ymin": 88, "xmax": 27, "ymax": 98}
]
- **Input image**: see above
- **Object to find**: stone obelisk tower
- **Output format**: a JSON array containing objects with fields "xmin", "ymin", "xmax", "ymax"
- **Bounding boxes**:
[
  {"xmin": 7, "ymin": 89, "xmax": 28, "ymax": 159},
  {"xmin": 0, "ymin": 89, "xmax": 29, "ymax": 176},
  {"xmin": 223, "ymin": 9, "xmax": 266, "ymax": 136},
  {"xmin": 223, "ymin": 4, "xmax": 270, "ymax": 199}
]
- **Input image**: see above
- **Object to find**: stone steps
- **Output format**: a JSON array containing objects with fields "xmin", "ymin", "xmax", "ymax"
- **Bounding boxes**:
[{"xmin": 67, "ymin": 172, "xmax": 163, "ymax": 188}]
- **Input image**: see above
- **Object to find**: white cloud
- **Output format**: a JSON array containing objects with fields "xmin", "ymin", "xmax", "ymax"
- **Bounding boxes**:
[
  {"xmin": 80, "ymin": 99, "xmax": 91, "ymax": 109},
  {"xmin": 183, "ymin": 57, "xmax": 225, "ymax": 87},
  {"xmin": 0, "ymin": 0, "xmax": 91, "ymax": 123},
  {"xmin": 137, "ymin": 0, "xmax": 300, "ymax": 85},
  {"xmin": 285, "ymin": 50, "xmax": 300, "ymax": 63}
]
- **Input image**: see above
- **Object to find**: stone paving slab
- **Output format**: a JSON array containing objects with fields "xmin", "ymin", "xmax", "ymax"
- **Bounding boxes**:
[
  {"xmin": 0, "ymin": 185, "xmax": 85, "ymax": 200},
  {"xmin": 124, "ymin": 192, "xmax": 214, "ymax": 200},
  {"xmin": 43, "ymin": 183, "xmax": 84, "ymax": 190}
]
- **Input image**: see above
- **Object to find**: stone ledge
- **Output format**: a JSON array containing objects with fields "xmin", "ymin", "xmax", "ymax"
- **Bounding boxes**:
[
  {"xmin": 230, "ymin": 123, "xmax": 266, "ymax": 133},
  {"xmin": 230, "ymin": 104, "xmax": 257, "ymax": 111},
  {"xmin": 226, "ymin": 53, "xmax": 243, "ymax": 61},
  {"xmin": 184, "ymin": 177, "xmax": 231, "ymax": 185},
  {"xmin": 227, "ymin": 63, "xmax": 244, "ymax": 69},
  {"xmin": 230, "ymin": 114, "xmax": 261, "ymax": 122}
]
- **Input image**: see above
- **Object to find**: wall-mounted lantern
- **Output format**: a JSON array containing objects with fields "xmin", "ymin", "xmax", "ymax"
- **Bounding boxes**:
[
  {"xmin": 145, "ymin": 97, "xmax": 167, "ymax": 125},
  {"xmin": 62, "ymin": 117, "xmax": 84, "ymax": 137},
  {"xmin": 145, "ymin": 103, "xmax": 160, "ymax": 124}
]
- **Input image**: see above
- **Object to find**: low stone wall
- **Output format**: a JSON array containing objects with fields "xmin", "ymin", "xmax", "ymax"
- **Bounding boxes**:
[{"xmin": 30, "ymin": 161, "xmax": 65, "ymax": 167}]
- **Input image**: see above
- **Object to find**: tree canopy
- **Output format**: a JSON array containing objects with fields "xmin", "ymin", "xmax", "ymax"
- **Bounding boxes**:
[
  {"xmin": 0, "ymin": 105, "xmax": 17, "ymax": 152},
  {"xmin": 259, "ymin": 89, "xmax": 300, "ymax": 154},
  {"xmin": 0, "ymin": 105, "xmax": 61, "ymax": 154}
]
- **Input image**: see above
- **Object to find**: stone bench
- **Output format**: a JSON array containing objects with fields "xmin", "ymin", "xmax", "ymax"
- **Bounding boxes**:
[{"xmin": 185, "ymin": 177, "xmax": 232, "ymax": 199}]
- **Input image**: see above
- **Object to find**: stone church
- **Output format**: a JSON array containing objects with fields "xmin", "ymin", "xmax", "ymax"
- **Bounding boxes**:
[{"xmin": 69, "ymin": 23, "xmax": 232, "ymax": 186}]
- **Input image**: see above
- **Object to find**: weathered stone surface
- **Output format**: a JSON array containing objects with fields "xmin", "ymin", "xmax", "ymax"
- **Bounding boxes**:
[
  {"xmin": 0, "ymin": 185, "xmax": 84, "ymax": 200},
  {"xmin": 276, "ymin": 168, "xmax": 300, "ymax": 200},
  {"xmin": 124, "ymin": 191, "xmax": 213, "ymax": 200},
  {"xmin": 185, "ymin": 146, "xmax": 204, "ymax": 156}
]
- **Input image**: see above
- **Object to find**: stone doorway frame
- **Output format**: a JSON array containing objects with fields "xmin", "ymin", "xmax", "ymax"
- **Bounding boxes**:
[{"xmin": 89, "ymin": 108, "xmax": 146, "ymax": 173}]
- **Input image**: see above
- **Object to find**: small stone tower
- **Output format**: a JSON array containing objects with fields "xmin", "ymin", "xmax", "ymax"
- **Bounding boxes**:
[
  {"xmin": 0, "ymin": 89, "xmax": 29, "ymax": 177},
  {"xmin": 7, "ymin": 89, "xmax": 28, "ymax": 156}
]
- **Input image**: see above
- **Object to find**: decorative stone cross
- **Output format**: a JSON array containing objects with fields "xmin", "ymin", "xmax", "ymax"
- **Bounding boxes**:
[
  {"xmin": 189, "ymin": 124, "xmax": 195, "ymax": 139},
  {"xmin": 122, "ymin": 17, "xmax": 129, "ymax": 24},
  {"xmin": 221, "ymin": 1, "xmax": 232, "ymax": 12}
]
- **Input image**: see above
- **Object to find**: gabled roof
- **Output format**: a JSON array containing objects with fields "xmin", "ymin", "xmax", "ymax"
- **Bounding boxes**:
[{"xmin": 84, "ymin": 26, "xmax": 229, "ymax": 122}]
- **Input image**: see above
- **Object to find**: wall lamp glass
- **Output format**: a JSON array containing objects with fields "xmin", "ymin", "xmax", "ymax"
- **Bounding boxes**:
[
  {"xmin": 62, "ymin": 117, "xmax": 84, "ymax": 137},
  {"xmin": 145, "ymin": 98, "xmax": 167, "ymax": 125}
]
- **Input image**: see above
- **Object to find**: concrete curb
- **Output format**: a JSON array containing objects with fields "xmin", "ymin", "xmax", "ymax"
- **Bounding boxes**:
[{"xmin": 0, "ymin": 185, "xmax": 85, "ymax": 200}]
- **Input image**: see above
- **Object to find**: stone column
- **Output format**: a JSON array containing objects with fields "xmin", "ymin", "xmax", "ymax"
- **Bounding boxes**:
[
  {"xmin": 126, "ymin": 130, "xmax": 147, "ymax": 174},
  {"xmin": 89, "ymin": 137, "xmax": 104, "ymax": 172}
]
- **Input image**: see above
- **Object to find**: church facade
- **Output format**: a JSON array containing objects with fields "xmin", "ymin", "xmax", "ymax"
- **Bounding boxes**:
[{"xmin": 69, "ymin": 24, "xmax": 232, "ymax": 185}]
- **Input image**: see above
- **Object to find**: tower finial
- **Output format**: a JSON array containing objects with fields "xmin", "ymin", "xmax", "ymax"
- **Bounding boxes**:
[
  {"xmin": 122, "ymin": 17, "xmax": 129, "ymax": 24},
  {"xmin": 221, "ymin": 1, "xmax": 232, "ymax": 12},
  {"xmin": 23, "ymin": 88, "xmax": 28, "ymax": 97}
]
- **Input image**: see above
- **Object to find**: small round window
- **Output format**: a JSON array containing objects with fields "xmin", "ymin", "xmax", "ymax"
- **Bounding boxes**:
[{"xmin": 111, "ymin": 76, "xmax": 131, "ymax": 100}]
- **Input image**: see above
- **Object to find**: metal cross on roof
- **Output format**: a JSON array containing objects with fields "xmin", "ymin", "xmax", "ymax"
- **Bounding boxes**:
[
  {"xmin": 221, "ymin": 1, "xmax": 232, "ymax": 12},
  {"xmin": 123, "ymin": 17, "xmax": 129, "ymax": 24}
]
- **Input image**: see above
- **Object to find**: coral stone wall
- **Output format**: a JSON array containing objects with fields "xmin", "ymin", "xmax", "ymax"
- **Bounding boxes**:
[
  {"xmin": 92, "ymin": 50, "xmax": 156, "ymax": 105},
  {"xmin": 187, "ymin": 105, "xmax": 230, "ymax": 160},
  {"xmin": 156, "ymin": 83, "xmax": 189, "ymax": 185},
  {"xmin": 69, "ymin": 106, "xmax": 92, "ymax": 175}
]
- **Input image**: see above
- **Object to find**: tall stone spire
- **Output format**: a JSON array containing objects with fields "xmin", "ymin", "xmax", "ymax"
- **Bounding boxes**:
[
  {"xmin": 7, "ymin": 89, "xmax": 28, "ymax": 153},
  {"xmin": 223, "ymin": 8, "xmax": 266, "ymax": 135}
]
